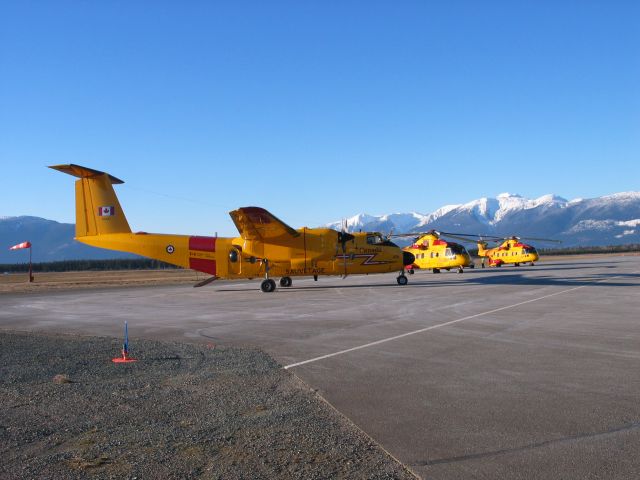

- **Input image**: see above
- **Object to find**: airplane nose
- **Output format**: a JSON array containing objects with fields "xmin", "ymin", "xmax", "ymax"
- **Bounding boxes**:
[{"xmin": 403, "ymin": 251, "xmax": 415, "ymax": 266}]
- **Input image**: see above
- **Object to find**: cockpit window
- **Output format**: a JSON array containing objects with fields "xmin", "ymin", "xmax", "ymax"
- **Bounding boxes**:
[
  {"xmin": 366, "ymin": 234, "xmax": 397, "ymax": 247},
  {"xmin": 366, "ymin": 235, "xmax": 383, "ymax": 245}
]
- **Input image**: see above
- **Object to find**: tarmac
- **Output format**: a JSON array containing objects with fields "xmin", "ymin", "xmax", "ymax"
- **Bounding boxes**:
[{"xmin": 1, "ymin": 255, "xmax": 640, "ymax": 479}]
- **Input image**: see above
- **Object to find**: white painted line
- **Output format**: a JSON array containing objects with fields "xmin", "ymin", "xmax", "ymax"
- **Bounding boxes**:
[{"xmin": 284, "ymin": 274, "xmax": 632, "ymax": 369}]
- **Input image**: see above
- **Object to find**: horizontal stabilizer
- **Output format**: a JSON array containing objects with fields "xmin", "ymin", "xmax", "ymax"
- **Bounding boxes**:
[{"xmin": 49, "ymin": 164, "xmax": 124, "ymax": 184}]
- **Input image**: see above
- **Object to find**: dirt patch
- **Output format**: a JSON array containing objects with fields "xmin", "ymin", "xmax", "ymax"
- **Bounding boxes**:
[{"xmin": 0, "ymin": 331, "xmax": 415, "ymax": 479}]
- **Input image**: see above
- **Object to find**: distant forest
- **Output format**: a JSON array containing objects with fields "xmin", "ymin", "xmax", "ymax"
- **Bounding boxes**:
[
  {"xmin": 2, "ymin": 244, "xmax": 640, "ymax": 273},
  {"xmin": 1, "ymin": 258, "xmax": 179, "ymax": 273}
]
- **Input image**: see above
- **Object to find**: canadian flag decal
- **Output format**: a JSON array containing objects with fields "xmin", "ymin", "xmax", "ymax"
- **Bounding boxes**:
[{"xmin": 98, "ymin": 206, "xmax": 115, "ymax": 217}]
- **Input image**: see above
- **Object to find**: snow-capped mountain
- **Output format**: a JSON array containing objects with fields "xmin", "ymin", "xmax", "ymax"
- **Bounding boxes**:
[{"xmin": 327, "ymin": 192, "xmax": 640, "ymax": 247}]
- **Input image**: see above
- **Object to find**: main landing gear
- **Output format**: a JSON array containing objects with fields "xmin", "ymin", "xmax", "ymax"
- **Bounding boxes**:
[
  {"xmin": 259, "ymin": 258, "xmax": 293, "ymax": 292},
  {"xmin": 457, "ymin": 267, "xmax": 464, "ymax": 273},
  {"xmin": 260, "ymin": 259, "xmax": 277, "ymax": 293},
  {"xmin": 397, "ymin": 270, "xmax": 408, "ymax": 285},
  {"xmin": 260, "ymin": 279, "xmax": 277, "ymax": 293}
]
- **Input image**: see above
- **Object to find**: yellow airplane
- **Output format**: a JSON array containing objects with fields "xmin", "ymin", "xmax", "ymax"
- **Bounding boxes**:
[
  {"xmin": 50, "ymin": 164, "xmax": 415, "ymax": 291},
  {"xmin": 401, "ymin": 231, "xmax": 474, "ymax": 274}
]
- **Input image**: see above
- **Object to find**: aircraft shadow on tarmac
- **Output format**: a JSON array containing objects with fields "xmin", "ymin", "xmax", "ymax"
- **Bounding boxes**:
[
  {"xmin": 476, "ymin": 264, "xmax": 617, "ymax": 273},
  {"xmin": 214, "ymin": 271, "xmax": 640, "ymax": 292},
  {"xmin": 413, "ymin": 420, "xmax": 640, "ymax": 467},
  {"xmin": 537, "ymin": 258, "xmax": 630, "ymax": 267},
  {"xmin": 432, "ymin": 271, "xmax": 640, "ymax": 289}
]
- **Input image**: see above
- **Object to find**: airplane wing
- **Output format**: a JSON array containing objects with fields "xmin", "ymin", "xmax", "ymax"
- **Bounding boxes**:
[{"xmin": 229, "ymin": 207, "xmax": 300, "ymax": 242}]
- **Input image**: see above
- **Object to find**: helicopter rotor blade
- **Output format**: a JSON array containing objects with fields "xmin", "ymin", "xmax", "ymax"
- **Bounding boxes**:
[
  {"xmin": 514, "ymin": 236, "xmax": 562, "ymax": 243},
  {"xmin": 436, "ymin": 232, "xmax": 502, "ymax": 244}
]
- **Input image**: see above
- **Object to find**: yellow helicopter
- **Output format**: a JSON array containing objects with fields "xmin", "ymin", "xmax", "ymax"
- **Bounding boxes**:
[
  {"xmin": 50, "ymin": 164, "xmax": 415, "ymax": 292},
  {"xmin": 400, "ymin": 231, "xmax": 474, "ymax": 274},
  {"xmin": 442, "ymin": 233, "xmax": 561, "ymax": 267}
]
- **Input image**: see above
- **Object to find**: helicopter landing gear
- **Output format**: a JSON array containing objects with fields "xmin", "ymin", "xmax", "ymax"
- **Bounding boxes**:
[
  {"xmin": 279, "ymin": 276, "xmax": 292, "ymax": 287},
  {"xmin": 514, "ymin": 262, "xmax": 520, "ymax": 267},
  {"xmin": 432, "ymin": 268, "xmax": 440, "ymax": 274},
  {"xmin": 313, "ymin": 275, "xmax": 318, "ymax": 281},
  {"xmin": 530, "ymin": 262, "xmax": 535, "ymax": 266},
  {"xmin": 397, "ymin": 274, "xmax": 408, "ymax": 285},
  {"xmin": 457, "ymin": 267, "xmax": 464, "ymax": 273},
  {"xmin": 260, "ymin": 259, "xmax": 277, "ymax": 293}
]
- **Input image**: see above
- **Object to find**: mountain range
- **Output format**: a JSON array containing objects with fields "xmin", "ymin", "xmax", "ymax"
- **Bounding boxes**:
[
  {"xmin": 2, "ymin": 191, "xmax": 639, "ymax": 263},
  {"xmin": 0, "ymin": 216, "xmax": 137, "ymax": 264},
  {"xmin": 326, "ymin": 192, "xmax": 640, "ymax": 247}
]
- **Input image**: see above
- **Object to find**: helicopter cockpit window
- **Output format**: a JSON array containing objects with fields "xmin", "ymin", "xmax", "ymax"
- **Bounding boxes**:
[{"xmin": 449, "ymin": 244, "xmax": 466, "ymax": 254}]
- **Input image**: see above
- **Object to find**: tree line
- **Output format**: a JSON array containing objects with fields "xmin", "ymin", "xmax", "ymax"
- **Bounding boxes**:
[{"xmin": 1, "ymin": 258, "xmax": 179, "ymax": 273}]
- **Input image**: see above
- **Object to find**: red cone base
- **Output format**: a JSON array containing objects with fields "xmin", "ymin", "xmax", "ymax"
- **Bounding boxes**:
[{"xmin": 112, "ymin": 349, "xmax": 137, "ymax": 363}]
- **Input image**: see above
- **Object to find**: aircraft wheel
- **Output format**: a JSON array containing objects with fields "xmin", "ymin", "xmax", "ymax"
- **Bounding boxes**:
[
  {"xmin": 260, "ymin": 279, "xmax": 276, "ymax": 293},
  {"xmin": 514, "ymin": 263, "xmax": 520, "ymax": 267},
  {"xmin": 432, "ymin": 268, "xmax": 440, "ymax": 274},
  {"xmin": 313, "ymin": 275, "xmax": 318, "ymax": 281},
  {"xmin": 458, "ymin": 267, "xmax": 464, "ymax": 274},
  {"xmin": 397, "ymin": 275, "xmax": 408, "ymax": 286},
  {"xmin": 279, "ymin": 276, "xmax": 292, "ymax": 287},
  {"xmin": 530, "ymin": 262, "xmax": 535, "ymax": 266}
]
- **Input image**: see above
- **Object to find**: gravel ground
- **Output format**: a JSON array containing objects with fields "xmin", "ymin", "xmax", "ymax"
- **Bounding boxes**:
[{"xmin": 0, "ymin": 331, "xmax": 415, "ymax": 479}]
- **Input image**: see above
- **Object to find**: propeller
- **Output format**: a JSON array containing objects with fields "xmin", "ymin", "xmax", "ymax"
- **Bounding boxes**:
[{"xmin": 337, "ymin": 219, "xmax": 355, "ymax": 278}]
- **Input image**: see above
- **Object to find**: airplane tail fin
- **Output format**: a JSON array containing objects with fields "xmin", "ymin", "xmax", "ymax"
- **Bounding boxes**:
[{"xmin": 49, "ymin": 164, "xmax": 131, "ymax": 237}]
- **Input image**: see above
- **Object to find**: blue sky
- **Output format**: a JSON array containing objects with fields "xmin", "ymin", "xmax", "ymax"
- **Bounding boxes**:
[{"xmin": 1, "ymin": 1, "xmax": 638, "ymax": 236}]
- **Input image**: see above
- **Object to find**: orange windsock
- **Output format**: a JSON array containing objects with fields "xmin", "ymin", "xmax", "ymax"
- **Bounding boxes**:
[{"xmin": 9, "ymin": 241, "xmax": 31, "ymax": 250}]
